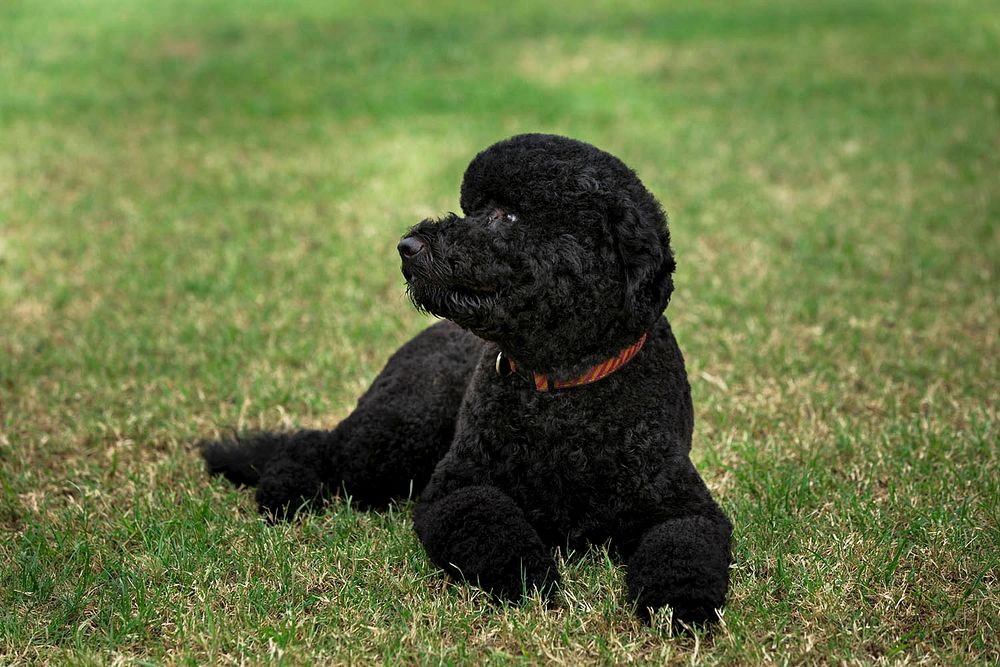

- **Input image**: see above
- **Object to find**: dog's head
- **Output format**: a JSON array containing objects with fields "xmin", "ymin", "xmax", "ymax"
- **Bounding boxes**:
[{"xmin": 400, "ymin": 133, "xmax": 674, "ymax": 376}]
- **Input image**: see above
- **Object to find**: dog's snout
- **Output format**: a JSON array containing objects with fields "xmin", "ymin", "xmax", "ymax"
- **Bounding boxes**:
[{"xmin": 397, "ymin": 236, "xmax": 427, "ymax": 259}]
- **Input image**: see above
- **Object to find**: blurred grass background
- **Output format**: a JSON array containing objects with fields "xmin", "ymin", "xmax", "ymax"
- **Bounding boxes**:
[{"xmin": 1, "ymin": 0, "xmax": 997, "ymax": 664}]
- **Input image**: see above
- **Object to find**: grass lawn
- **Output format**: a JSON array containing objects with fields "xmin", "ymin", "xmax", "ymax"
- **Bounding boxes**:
[{"xmin": 1, "ymin": 0, "xmax": 997, "ymax": 663}]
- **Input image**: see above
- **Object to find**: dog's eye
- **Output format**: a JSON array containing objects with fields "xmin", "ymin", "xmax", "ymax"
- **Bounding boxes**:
[{"xmin": 487, "ymin": 208, "xmax": 517, "ymax": 224}]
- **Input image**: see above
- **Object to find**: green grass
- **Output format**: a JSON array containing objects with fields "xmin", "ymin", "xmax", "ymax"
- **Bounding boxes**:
[{"xmin": 1, "ymin": 0, "xmax": 997, "ymax": 663}]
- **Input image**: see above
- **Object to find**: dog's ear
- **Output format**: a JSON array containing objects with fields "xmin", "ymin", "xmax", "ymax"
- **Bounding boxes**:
[{"xmin": 613, "ymin": 194, "xmax": 676, "ymax": 328}]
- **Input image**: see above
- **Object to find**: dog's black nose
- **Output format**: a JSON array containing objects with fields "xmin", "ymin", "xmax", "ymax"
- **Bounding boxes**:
[{"xmin": 397, "ymin": 236, "xmax": 427, "ymax": 259}]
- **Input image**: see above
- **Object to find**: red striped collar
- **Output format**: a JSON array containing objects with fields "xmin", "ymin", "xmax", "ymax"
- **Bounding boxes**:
[{"xmin": 495, "ymin": 333, "xmax": 648, "ymax": 392}]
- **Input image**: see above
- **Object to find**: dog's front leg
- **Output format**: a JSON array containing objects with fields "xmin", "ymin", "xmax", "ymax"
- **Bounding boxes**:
[
  {"xmin": 624, "ymin": 458, "xmax": 732, "ymax": 625},
  {"xmin": 413, "ymin": 485, "xmax": 559, "ymax": 602}
]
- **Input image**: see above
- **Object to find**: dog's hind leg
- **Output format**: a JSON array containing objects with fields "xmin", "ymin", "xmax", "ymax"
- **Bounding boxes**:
[
  {"xmin": 624, "ymin": 457, "xmax": 732, "ymax": 625},
  {"xmin": 199, "ymin": 321, "xmax": 482, "ymax": 519},
  {"xmin": 200, "ymin": 428, "xmax": 339, "ymax": 521}
]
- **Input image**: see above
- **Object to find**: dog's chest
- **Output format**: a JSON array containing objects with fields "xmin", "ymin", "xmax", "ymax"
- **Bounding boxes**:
[{"xmin": 452, "ymin": 366, "xmax": 662, "ymax": 530}]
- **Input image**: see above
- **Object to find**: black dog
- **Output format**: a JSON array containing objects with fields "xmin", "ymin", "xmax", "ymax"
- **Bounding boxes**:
[{"xmin": 201, "ymin": 134, "xmax": 732, "ymax": 624}]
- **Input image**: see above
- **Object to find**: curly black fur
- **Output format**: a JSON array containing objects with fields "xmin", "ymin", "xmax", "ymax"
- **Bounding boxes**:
[{"xmin": 199, "ymin": 133, "xmax": 733, "ymax": 624}]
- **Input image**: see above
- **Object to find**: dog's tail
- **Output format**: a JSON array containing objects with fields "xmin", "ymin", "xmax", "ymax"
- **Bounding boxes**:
[{"xmin": 198, "ymin": 430, "xmax": 295, "ymax": 487}]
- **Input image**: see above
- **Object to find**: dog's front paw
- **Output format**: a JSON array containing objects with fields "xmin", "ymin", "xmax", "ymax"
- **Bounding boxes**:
[
  {"xmin": 255, "ymin": 459, "xmax": 324, "ymax": 522},
  {"xmin": 625, "ymin": 516, "xmax": 730, "ymax": 626},
  {"xmin": 628, "ymin": 583, "xmax": 720, "ymax": 626},
  {"xmin": 414, "ymin": 485, "xmax": 561, "ymax": 604},
  {"xmin": 486, "ymin": 552, "xmax": 561, "ymax": 604}
]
